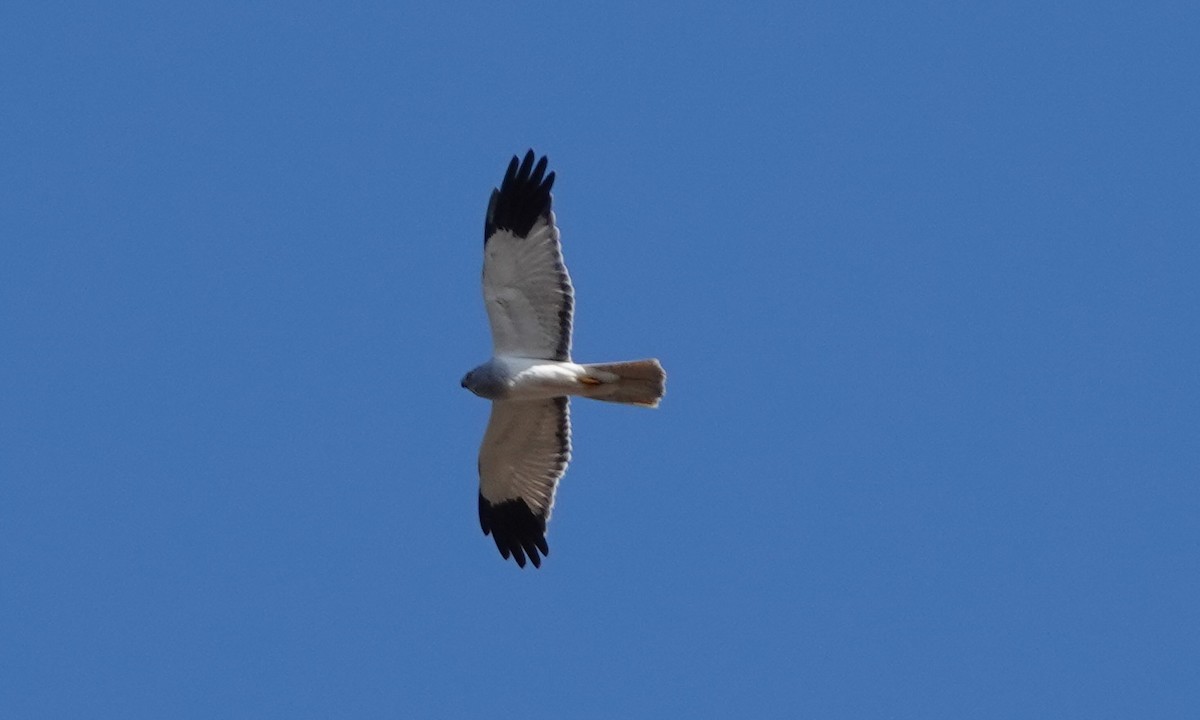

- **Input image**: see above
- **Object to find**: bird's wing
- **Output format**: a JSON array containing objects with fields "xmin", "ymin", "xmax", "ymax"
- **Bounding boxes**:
[
  {"xmin": 477, "ymin": 397, "xmax": 571, "ymax": 568},
  {"xmin": 482, "ymin": 151, "xmax": 574, "ymax": 361}
]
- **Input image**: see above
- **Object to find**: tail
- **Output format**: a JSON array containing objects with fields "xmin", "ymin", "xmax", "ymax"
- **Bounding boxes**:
[{"xmin": 580, "ymin": 359, "xmax": 667, "ymax": 407}]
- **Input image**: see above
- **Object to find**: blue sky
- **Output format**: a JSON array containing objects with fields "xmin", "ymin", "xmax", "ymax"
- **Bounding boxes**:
[{"xmin": 2, "ymin": 1, "xmax": 1197, "ymax": 717}]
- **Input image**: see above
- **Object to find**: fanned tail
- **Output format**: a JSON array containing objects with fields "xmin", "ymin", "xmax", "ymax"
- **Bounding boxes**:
[{"xmin": 580, "ymin": 359, "xmax": 666, "ymax": 407}]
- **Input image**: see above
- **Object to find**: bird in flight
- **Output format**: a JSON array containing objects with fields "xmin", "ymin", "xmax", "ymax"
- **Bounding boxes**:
[{"xmin": 461, "ymin": 151, "xmax": 666, "ymax": 568}]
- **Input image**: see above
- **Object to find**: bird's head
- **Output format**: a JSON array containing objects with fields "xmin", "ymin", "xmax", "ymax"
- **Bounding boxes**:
[{"xmin": 461, "ymin": 362, "xmax": 506, "ymax": 399}]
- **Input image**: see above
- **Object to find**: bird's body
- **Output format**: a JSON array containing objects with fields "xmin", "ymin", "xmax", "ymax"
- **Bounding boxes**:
[
  {"xmin": 462, "ymin": 151, "xmax": 666, "ymax": 568},
  {"xmin": 462, "ymin": 357, "xmax": 593, "ymax": 402}
]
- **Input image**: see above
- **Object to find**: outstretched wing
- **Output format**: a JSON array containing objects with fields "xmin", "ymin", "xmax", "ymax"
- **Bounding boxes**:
[
  {"xmin": 482, "ymin": 151, "xmax": 574, "ymax": 361},
  {"xmin": 477, "ymin": 397, "xmax": 571, "ymax": 568}
]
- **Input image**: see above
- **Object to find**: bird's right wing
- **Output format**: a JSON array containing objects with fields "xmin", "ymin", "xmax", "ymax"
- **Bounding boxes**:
[{"xmin": 477, "ymin": 397, "xmax": 571, "ymax": 568}]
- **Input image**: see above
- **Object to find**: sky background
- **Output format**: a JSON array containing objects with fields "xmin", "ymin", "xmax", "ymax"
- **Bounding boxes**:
[{"xmin": 2, "ymin": 1, "xmax": 1198, "ymax": 718}]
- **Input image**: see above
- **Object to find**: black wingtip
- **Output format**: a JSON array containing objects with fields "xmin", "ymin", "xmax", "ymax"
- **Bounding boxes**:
[
  {"xmin": 484, "ymin": 150, "xmax": 555, "ymax": 241},
  {"xmin": 479, "ymin": 493, "xmax": 549, "ymax": 569}
]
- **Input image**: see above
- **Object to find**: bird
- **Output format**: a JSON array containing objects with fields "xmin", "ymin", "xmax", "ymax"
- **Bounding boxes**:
[{"xmin": 461, "ymin": 150, "xmax": 666, "ymax": 568}]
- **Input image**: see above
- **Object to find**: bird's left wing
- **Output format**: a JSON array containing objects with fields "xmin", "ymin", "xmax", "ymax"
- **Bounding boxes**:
[
  {"xmin": 483, "ymin": 151, "xmax": 574, "ymax": 361},
  {"xmin": 477, "ymin": 397, "xmax": 571, "ymax": 568}
]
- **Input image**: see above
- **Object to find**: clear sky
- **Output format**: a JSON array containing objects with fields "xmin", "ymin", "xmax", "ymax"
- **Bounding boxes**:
[{"xmin": 2, "ymin": 1, "xmax": 1197, "ymax": 718}]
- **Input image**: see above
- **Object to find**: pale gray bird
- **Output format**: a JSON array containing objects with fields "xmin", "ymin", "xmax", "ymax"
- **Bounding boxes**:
[{"xmin": 461, "ymin": 151, "xmax": 666, "ymax": 568}]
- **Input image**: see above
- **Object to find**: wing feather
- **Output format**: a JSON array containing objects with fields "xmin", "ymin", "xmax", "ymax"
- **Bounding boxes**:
[
  {"xmin": 477, "ymin": 397, "xmax": 570, "ymax": 568},
  {"xmin": 482, "ymin": 151, "xmax": 574, "ymax": 361}
]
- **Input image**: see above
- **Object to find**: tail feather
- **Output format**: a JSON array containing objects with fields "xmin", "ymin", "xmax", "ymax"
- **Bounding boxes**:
[{"xmin": 581, "ymin": 359, "xmax": 666, "ymax": 407}]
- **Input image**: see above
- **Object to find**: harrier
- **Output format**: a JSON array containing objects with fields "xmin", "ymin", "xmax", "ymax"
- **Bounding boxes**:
[{"xmin": 461, "ymin": 151, "xmax": 666, "ymax": 568}]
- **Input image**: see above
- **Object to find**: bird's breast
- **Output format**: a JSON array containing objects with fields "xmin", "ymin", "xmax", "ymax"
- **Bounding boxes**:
[{"xmin": 499, "ymin": 357, "xmax": 587, "ymax": 401}]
